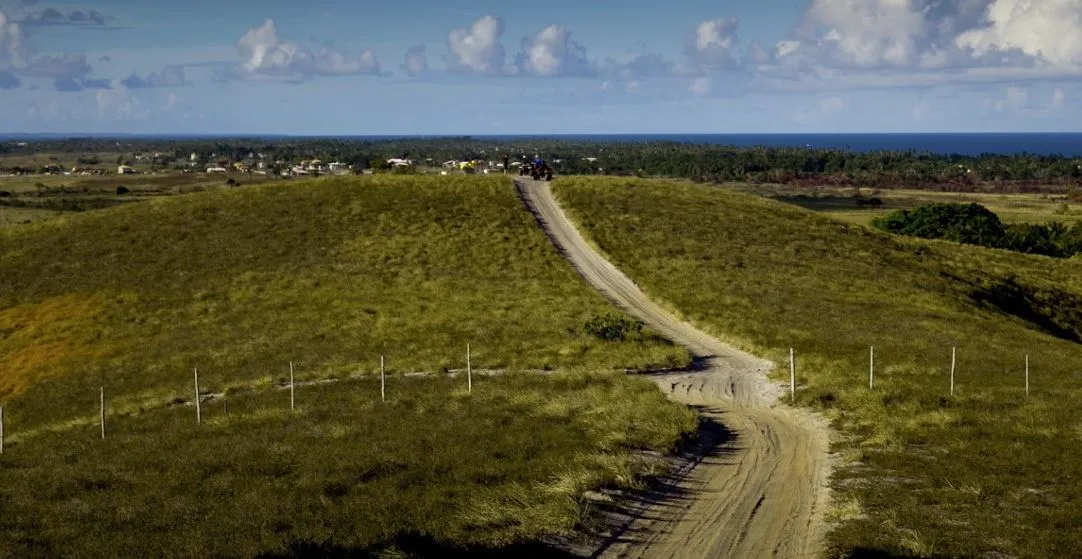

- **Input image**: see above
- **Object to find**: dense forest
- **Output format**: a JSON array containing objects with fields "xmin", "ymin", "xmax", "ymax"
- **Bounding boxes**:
[{"xmin": 3, "ymin": 136, "xmax": 1082, "ymax": 190}]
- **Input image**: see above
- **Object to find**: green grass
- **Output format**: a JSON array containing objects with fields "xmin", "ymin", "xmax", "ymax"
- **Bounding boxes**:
[
  {"xmin": 743, "ymin": 184, "xmax": 1082, "ymax": 227},
  {"xmin": 554, "ymin": 177, "xmax": 1082, "ymax": 558},
  {"xmin": 0, "ymin": 372, "xmax": 697, "ymax": 557},
  {"xmin": 0, "ymin": 174, "xmax": 697, "ymax": 554}
]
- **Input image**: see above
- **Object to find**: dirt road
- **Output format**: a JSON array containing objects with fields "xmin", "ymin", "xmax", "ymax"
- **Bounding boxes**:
[{"xmin": 515, "ymin": 177, "xmax": 832, "ymax": 559}]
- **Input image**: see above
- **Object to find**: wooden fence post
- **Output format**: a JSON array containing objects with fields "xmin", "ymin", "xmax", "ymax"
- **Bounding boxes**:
[
  {"xmin": 194, "ymin": 367, "xmax": 202, "ymax": 424},
  {"xmin": 1025, "ymin": 354, "xmax": 1030, "ymax": 397},
  {"xmin": 100, "ymin": 386, "xmax": 106, "ymax": 440},
  {"xmin": 289, "ymin": 361, "xmax": 295, "ymax": 411},
  {"xmin": 467, "ymin": 344, "xmax": 473, "ymax": 394},
  {"xmin": 950, "ymin": 347, "xmax": 956, "ymax": 396},
  {"xmin": 789, "ymin": 347, "xmax": 795, "ymax": 402},
  {"xmin": 380, "ymin": 355, "xmax": 386, "ymax": 403},
  {"xmin": 1, "ymin": 406, "xmax": 4, "ymax": 455},
  {"xmin": 869, "ymin": 346, "xmax": 875, "ymax": 390}
]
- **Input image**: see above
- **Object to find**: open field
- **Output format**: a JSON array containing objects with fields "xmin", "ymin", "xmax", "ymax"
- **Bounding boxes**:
[
  {"xmin": 0, "ymin": 174, "xmax": 697, "ymax": 554},
  {"xmin": 554, "ymin": 177, "xmax": 1082, "ymax": 558},
  {"xmin": 0, "ymin": 372, "xmax": 696, "ymax": 557},
  {"xmin": 0, "ymin": 172, "xmax": 279, "ymax": 228},
  {"xmin": 737, "ymin": 184, "xmax": 1082, "ymax": 227}
]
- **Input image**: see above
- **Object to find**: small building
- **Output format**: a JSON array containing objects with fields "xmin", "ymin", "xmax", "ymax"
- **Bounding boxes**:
[
  {"xmin": 117, "ymin": 165, "xmax": 135, "ymax": 175},
  {"xmin": 387, "ymin": 158, "xmax": 412, "ymax": 167},
  {"xmin": 206, "ymin": 167, "xmax": 227, "ymax": 174}
]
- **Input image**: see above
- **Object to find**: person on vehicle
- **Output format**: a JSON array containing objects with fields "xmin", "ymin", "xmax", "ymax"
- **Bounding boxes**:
[{"xmin": 533, "ymin": 154, "xmax": 544, "ymax": 167}]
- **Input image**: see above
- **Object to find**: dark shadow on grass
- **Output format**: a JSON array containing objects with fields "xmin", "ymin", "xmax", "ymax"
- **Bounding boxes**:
[
  {"xmin": 260, "ymin": 535, "xmax": 583, "ymax": 558},
  {"xmin": 950, "ymin": 271, "xmax": 1082, "ymax": 343},
  {"xmin": 579, "ymin": 408, "xmax": 736, "ymax": 558},
  {"xmin": 843, "ymin": 547, "xmax": 950, "ymax": 559}
]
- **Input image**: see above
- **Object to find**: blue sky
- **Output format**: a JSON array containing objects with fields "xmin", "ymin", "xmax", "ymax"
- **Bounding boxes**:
[{"xmin": 0, "ymin": 0, "xmax": 1079, "ymax": 134}]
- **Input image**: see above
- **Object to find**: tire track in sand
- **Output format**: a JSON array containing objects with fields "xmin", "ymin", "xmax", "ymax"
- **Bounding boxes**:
[{"xmin": 515, "ymin": 177, "xmax": 831, "ymax": 559}]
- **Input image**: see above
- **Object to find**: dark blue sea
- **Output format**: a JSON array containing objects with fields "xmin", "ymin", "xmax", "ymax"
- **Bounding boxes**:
[
  {"xmin": 5, "ymin": 133, "xmax": 1082, "ymax": 157},
  {"xmin": 472, "ymin": 133, "xmax": 1082, "ymax": 157}
]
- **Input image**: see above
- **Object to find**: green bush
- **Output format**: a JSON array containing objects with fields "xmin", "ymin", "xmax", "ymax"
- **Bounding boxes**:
[
  {"xmin": 872, "ymin": 202, "xmax": 1007, "ymax": 247},
  {"xmin": 584, "ymin": 312, "xmax": 643, "ymax": 341}
]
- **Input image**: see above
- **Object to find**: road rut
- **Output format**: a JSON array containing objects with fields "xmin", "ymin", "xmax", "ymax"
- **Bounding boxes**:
[{"xmin": 515, "ymin": 177, "xmax": 831, "ymax": 559}]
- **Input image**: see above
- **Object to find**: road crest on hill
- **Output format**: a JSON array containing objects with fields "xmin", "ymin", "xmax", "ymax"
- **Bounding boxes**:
[{"xmin": 514, "ymin": 177, "xmax": 832, "ymax": 559}]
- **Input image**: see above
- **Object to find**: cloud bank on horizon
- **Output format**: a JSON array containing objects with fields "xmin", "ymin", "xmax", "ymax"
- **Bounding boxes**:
[{"xmin": 0, "ymin": 0, "xmax": 1079, "ymax": 134}]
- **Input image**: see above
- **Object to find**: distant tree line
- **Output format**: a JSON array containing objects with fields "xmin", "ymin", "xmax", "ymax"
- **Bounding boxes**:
[
  {"xmin": 3, "ymin": 137, "xmax": 1082, "ymax": 190},
  {"xmin": 873, "ymin": 202, "xmax": 1082, "ymax": 258}
]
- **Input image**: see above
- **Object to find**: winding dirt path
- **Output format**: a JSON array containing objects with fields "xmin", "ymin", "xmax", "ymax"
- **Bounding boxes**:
[{"xmin": 515, "ymin": 178, "xmax": 832, "ymax": 559}]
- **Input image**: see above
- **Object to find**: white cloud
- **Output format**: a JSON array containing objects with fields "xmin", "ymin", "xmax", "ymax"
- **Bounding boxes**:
[
  {"xmin": 0, "ymin": 11, "xmax": 25, "ymax": 69},
  {"xmin": 820, "ymin": 95, "xmax": 847, "ymax": 113},
  {"xmin": 233, "ymin": 19, "xmax": 381, "ymax": 80},
  {"xmin": 447, "ymin": 15, "xmax": 505, "ymax": 74},
  {"xmin": 96, "ymin": 84, "xmax": 149, "ymax": 121},
  {"xmin": 686, "ymin": 18, "xmax": 740, "ymax": 69},
  {"xmin": 690, "ymin": 76, "xmax": 712, "ymax": 95},
  {"xmin": 956, "ymin": 0, "xmax": 1082, "ymax": 67},
  {"xmin": 122, "ymin": 65, "xmax": 185, "ymax": 88},
  {"xmin": 913, "ymin": 100, "xmax": 931, "ymax": 119},
  {"xmin": 763, "ymin": 0, "xmax": 1082, "ymax": 90},
  {"xmin": 986, "ymin": 85, "xmax": 1029, "ymax": 111},
  {"xmin": 516, "ymin": 25, "xmax": 593, "ymax": 76},
  {"xmin": 402, "ymin": 44, "xmax": 427, "ymax": 77},
  {"xmin": 1051, "ymin": 87, "xmax": 1065, "ymax": 107}
]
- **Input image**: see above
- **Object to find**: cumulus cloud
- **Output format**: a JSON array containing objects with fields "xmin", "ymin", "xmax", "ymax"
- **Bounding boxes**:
[
  {"xmin": 401, "ymin": 44, "xmax": 427, "ymax": 77},
  {"xmin": 1051, "ymin": 87, "xmax": 1065, "ymax": 107},
  {"xmin": 232, "ymin": 19, "xmax": 381, "ymax": 80},
  {"xmin": 686, "ymin": 18, "xmax": 741, "ymax": 70},
  {"xmin": 956, "ymin": 0, "xmax": 1082, "ymax": 67},
  {"xmin": 447, "ymin": 15, "xmax": 506, "ymax": 73},
  {"xmin": 515, "ymin": 25, "xmax": 593, "ymax": 76},
  {"xmin": 53, "ymin": 76, "xmax": 109, "ymax": 91},
  {"xmin": 19, "ymin": 7, "xmax": 107, "ymax": 26},
  {"xmin": 690, "ymin": 76, "xmax": 712, "ymax": 95},
  {"xmin": 759, "ymin": 0, "xmax": 1082, "ymax": 90},
  {"xmin": 0, "ymin": 11, "xmax": 25, "ymax": 68},
  {"xmin": 121, "ymin": 65, "xmax": 186, "ymax": 88},
  {"xmin": 16, "ymin": 53, "xmax": 91, "ymax": 78},
  {"xmin": 96, "ymin": 84, "xmax": 149, "ymax": 121}
]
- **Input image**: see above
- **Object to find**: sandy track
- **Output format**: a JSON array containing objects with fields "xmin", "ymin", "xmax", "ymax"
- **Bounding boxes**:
[{"xmin": 515, "ymin": 178, "xmax": 831, "ymax": 559}]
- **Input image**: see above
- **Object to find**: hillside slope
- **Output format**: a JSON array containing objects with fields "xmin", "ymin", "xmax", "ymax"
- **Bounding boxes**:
[
  {"xmin": 0, "ymin": 175, "xmax": 697, "ymax": 556},
  {"xmin": 0, "ymin": 175, "xmax": 687, "ymax": 426},
  {"xmin": 554, "ymin": 177, "xmax": 1082, "ymax": 558}
]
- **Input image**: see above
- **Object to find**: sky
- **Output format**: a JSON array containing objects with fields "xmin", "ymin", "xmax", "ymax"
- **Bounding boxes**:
[{"xmin": 0, "ymin": 0, "xmax": 1080, "ymax": 135}]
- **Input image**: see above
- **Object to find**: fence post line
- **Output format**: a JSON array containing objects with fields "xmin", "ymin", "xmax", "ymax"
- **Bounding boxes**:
[
  {"xmin": 467, "ymin": 344, "xmax": 473, "ymax": 394},
  {"xmin": 869, "ymin": 346, "xmax": 875, "ymax": 390},
  {"xmin": 950, "ymin": 347, "xmax": 956, "ymax": 396},
  {"xmin": 789, "ymin": 347, "xmax": 795, "ymax": 402},
  {"xmin": 289, "ymin": 361, "xmax": 295, "ymax": 411},
  {"xmin": 380, "ymin": 355, "xmax": 386, "ymax": 403},
  {"xmin": 100, "ymin": 386, "xmax": 106, "ymax": 440},
  {"xmin": 1025, "ymin": 354, "xmax": 1030, "ymax": 396},
  {"xmin": 194, "ymin": 367, "xmax": 202, "ymax": 424},
  {"xmin": 1, "ymin": 405, "xmax": 4, "ymax": 455}
]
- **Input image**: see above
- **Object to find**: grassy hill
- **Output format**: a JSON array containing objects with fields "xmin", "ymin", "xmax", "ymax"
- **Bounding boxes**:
[
  {"xmin": 554, "ymin": 177, "xmax": 1082, "ymax": 559},
  {"xmin": 0, "ymin": 175, "xmax": 695, "ymax": 556}
]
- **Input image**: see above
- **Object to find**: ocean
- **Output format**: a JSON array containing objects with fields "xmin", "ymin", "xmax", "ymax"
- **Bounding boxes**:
[
  {"xmin": 473, "ymin": 133, "xmax": 1082, "ymax": 157},
  {"xmin": 4, "ymin": 133, "xmax": 1082, "ymax": 157}
]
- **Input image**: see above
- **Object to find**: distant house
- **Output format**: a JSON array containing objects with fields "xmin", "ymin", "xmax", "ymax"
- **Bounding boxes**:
[
  {"xmin": 206, "ymin": 167, "xmax": 227, "ymax": 174},
  {"xmin": 387, "ymin": 158, "xmax": 412, "ymax": 167},
  {"xmin": 117, "ymin": 165, "xmax": 135, "ymax": 175}
]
